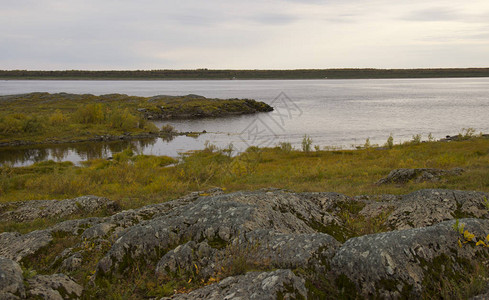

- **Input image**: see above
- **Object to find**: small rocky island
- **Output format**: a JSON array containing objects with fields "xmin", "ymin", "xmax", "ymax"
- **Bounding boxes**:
[
  {"xmin": 0, "ymin": 93, "xmax": 273, "ymax": 147},
  {"xmin": 1, "ymin": 186, "xmax": 488, "ymax": 299}
]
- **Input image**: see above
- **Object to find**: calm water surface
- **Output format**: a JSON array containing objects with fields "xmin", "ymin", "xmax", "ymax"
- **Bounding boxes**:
[{"xmin": 1, "ymin": 78, "xmax": 488, "ymax": 166}]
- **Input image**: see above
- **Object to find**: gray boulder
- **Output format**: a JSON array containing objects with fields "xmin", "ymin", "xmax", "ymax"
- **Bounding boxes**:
[
  {"xmin": 155, "ymin": 230, "xmax": 340, "ymax": 282},
  {"xmin": 233, "ymin": 229, "xmax": 340, "ymax": 270},
  {"xmin": 0, "ymin": 195, "xmax": 119, "ymax": 223},
  {"xmin": 376, "ymin": 168, "xmax": 464, "ymax": 185},
  {"xmin": 27, "ymin": 274, "xmax": 82, "ymax": 300},
  {"xmin": 331, "ymin": 218, "xmax": 489, "ymax": 299},
  {"xmin": 156, "ymin": 241, "xmax": 218, "ymax": 280},
  {"xmin": 0, "ymin": 230, "xmax": 52, "ymax": 262},
  {"xmin": 0, "ymin": 257, "xmax": 25, "ymax": 299},
  {"xmin": 97, "ymin": 190, "xmax": 341, "ymax": 276},
  {"xmin": 164, "ymin": 269, "xmax": 307, "ymax": 300},
  {"xmin": 360, "ymin": 189, "xmax": 489, "ymax": 230}
]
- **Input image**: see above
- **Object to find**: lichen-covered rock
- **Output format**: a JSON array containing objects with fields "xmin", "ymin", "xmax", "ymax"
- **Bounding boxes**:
[
  {"xmin": 156, "ymin": 241, "xmax": 218, "ymax": 280},
  {"xmin": 50, "ymin": 188, "xmax": 223, "ymax": 238},
  {"xmin": 0, "ymin": 257, "xmax": 25, "ymax": 299},
  {"xmin": 27, "ymin": 274, "xmax": 82, "ymax": 300},
  {"xmin": 330, "ymin": 218, "xmax": 489, "ymax": 299},
  {"xmin": 1, "ymin": 188, "xmax": 487, "ymax": 298},
  {"xmin": 376, "ymin": 168, "xmax": 464, "ymax": 185},
  {"xmin": 360, "ymin": 189, "xmax": 489, "ymax": 230},
  {"xmin": 0, "ymin": 230, "xmax": 52, "ymax": 262},
  {"xmin": 234, "ymin": 229, "xmax": 340, "ymax": 270},
  {"xmin": 97, "ymin": 190, "xmax": 341, "ymax": 276},
  {"xmin": 164, "ymin": 269, "xmax": 307, "ymax": 300},
  {"xmin": 0, "ymin": 195, "xmax": 119, "ymax": 223},
  {"xmin": 155, "ymin": 230, "xmax": 340, "ymax": 282}
]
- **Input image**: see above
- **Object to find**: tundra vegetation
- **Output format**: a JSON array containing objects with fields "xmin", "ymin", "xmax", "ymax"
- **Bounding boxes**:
[
  {"xmin": 1, "ymin": 132, "xmax": 488, "ymax": 298},
  {"xmin": 1, "ymin": 135, "xmax": 488, "ymax": 229},
  {"xmin": 0, "ymin": 93, "xmax": 272, "ymax": 145}
]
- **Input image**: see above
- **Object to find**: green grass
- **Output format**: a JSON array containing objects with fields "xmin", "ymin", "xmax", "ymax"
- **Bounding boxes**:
[{"xmin": 1, "ymin": 137, "xmax": 488, "ymax": 211}]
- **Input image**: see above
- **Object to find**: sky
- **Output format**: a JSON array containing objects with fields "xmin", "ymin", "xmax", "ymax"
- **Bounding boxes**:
[{"xmin": 1, "ymin": 0, "xmax": 489, "ymax": 70}]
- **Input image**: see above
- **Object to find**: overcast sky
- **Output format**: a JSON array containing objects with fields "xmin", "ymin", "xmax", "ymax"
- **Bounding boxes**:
[{"xmin": 2, "ymin": 0, "xmax": 489, "ymax": 70}]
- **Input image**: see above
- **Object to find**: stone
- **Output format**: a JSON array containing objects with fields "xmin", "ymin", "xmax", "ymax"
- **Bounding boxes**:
[
  {"xmin": 96, "ymin": 190, "xmax": 341, "ymax": 276},
  {"xmin": 360, "ymin": 189, "xmax": 489, "ymax": 230},
  {"xmin": 0, "ymin": 195, "xmax": 119, "ymax": 223},
  {"xmin": 376, "ymin": 168, "xmax": 464, "ymax": 185},
  {"xmin": 0, "ymin": 230, "xmax": 52, "ymax": 262},
  {"xmin": 27, "ymin": 274, "xmax": 82, "ymax": 300},
  {"xmin": 164, "ymin": 269, "xmax": 307, "ymax": 300},
  {"xmin": 330, "ymin": 218, "xmax": 489, "ymax": 298},
  {"xmin": 0, "ymin": 257, "xmax": 25, "ymax": 299}
]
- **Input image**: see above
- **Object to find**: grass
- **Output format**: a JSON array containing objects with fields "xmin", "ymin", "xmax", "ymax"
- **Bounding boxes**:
[
  {"xmin": 1, "ymin": 136, "xmax": 488, "ymax": 212},
  {"xmin": 1, "ymin": 136, "xmax": 488, "ymax": 298},
  {"xmin": 0, "ymin": 93, "xmax": 271, "ymax": 145}
]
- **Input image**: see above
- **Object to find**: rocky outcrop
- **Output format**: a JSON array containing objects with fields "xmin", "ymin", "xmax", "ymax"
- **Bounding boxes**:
[
  {"xmin": 331, "ymin": 218, "xmax": 489, "ymax": 299},
  {"xmin": 0, "ymin": 258, "xmax": 25, "ymax": 299},
  {"xmin": 0, "ymin": 230, "xmax": 53, "ymax": 262},
  {"xmin": 376, "ymin": 168, "xmax": 464, "ymax": 185},
  {"xmin": 0, "ymin": 196, "xmax": 119, "ymax": 223},
  {"xmin": 0, "ymin": 257, "xmax": 82, "ymax": 300},
  {"xmin": 142, "ymin": 98, "xmax": 274, "ymax": 120},
  {"xmin": 95, "ymin": 190, "xmax": 344, "ymax": 276},
  {"xmin": 164, "ymin": 269, "xmax": 307, "ymax": 300},
  {"xmin": 359, "ymin": 189, "xmax": 489, "ymax": 230},
  {"xmin": 0, "ymin": 188, "xmax": 488, "ymax": 299},
  {"xmin": 26, "ymin": 274, "xmax": 82, "ymax": 300}
]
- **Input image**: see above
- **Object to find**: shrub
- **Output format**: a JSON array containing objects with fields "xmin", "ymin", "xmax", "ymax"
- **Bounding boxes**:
[
  {"xmin": 73, "ymin": 103, "xmax": 105, "ymax": 124},
  {"xmin": 138, "ymin": 118, "xmax": 159, "ymax": 133},
  {"xmin": 459, "ymin": 128, "xmax": 476, "ymax": 140},
  {"xmin": 160, "ymin": 124, "xmax": 176, "ymax": 134},
  {"xmin": 48, "ymin": 109, "xmax": 68, "ymax": 126},
  {"xmin": 0, "ymin": 116, "xmax": 23, "ymax": 133},
  {"xmin": 302, "ymin": 135, "xmax": 313, "ymax": 153},
  {"xmin": 21, "ymin": 116, "xmax": 45, "ymax": 133},
  {"xmin": 278, "ymin": 142, "xmax": 292, "ymax": 153},
  {"xmin": 385, "ymin": 134, "xmax": 394, "ymax": 149},
  {"xmin": 411, "ymin": 134, "xmax": 422, "ymax": 145},
  {"xmin": 364, "ymin": 138, "xmax": 371, "ymax": 149},
  {"xmin": 108, "ymin": 108, "xmax": 138, "ymax": 131}
]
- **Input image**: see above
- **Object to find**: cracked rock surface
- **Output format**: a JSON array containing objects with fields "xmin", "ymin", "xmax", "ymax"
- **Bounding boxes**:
[{"xmin": 0, "ymin": 188, "xmax": 488, "ymax": 299}]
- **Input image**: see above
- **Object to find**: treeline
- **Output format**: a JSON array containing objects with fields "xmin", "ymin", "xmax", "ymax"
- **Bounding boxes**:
[{"xmin": 1, "ymin": 68, "xmax": 489, "ymax": 80}]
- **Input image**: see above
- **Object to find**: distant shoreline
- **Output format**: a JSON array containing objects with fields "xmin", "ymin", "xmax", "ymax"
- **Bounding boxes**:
[{"xmin": 2, "ymin": 68, "xmax": 489, "ymax": 80}]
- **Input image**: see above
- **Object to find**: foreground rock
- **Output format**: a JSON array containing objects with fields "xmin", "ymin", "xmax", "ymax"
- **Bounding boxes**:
[
  {"xmin": 359, "ymin": 189, "xmax": 489, "ymax": 230},
  {"xmin": 0, "ymin": 188, "xmax": 488, "ymax": 299},
  {"xmin": 27, "ymin": 274, "xmax": 82, "ymax": 300},
  {"xmin": 0, "ymin": 258, "xmax": 25, "ymax": 299},
  {"xmin": 164, "ymin": 269, "xmax": 307, "ymax": 300},
  {"xmin": 376, "ymin": 168, "xmax": 464, "ymax": 185},
  {"xmin": 331, "ymin": 218, "xmax": 489, "ymax": 299},
  {"xmin": 0, "ymin": 195, "xmax": 119, "ymax": 223},
  {"xmin": 0, "ymin": 257, "xmax": 82, "ymax": 300}
]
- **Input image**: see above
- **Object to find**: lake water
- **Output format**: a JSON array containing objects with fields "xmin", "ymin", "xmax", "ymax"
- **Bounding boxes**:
[{"xmin": 1, "ymin": 78, "xmax": 489, "ymax": 166}]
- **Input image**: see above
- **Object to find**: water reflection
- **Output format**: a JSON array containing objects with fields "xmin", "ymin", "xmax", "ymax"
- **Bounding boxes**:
[{"xmin": 0, "ymin": 138, "xmax": 161, "ymax": 167}]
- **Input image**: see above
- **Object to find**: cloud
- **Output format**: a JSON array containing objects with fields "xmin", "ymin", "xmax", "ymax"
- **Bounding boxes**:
[
  {"xmin": 1, "ymin": 0, "xmax": 489, "ymax": 69},
  {"xmin": 403, "ymin": 7, "xmax": 462, "ymax": 22}
]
